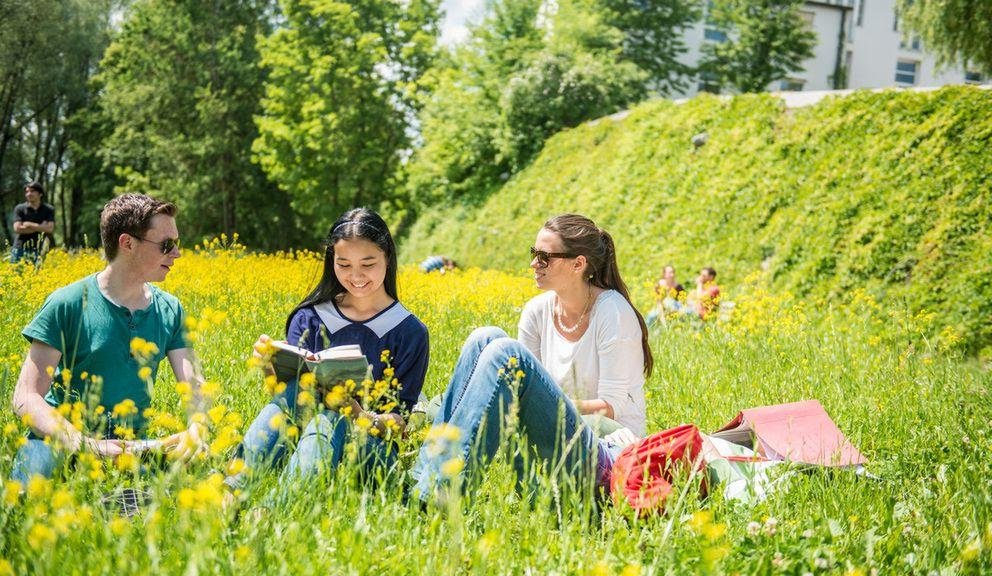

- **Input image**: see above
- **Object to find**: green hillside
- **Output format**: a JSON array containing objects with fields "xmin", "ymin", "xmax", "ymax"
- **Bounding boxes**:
[{"xmin": 401, "ymin": 86, "xmax": 992, "ymax": 356}]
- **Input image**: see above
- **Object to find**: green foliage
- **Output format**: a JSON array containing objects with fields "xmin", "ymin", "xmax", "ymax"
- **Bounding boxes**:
[
  {"xmin": 0, "ymin": 0, "xmax": 118, "ymax": 247},
  {"xmin": 701, "ymin": 0, "xmax": 817, "ymax": 93},
  {"xmin": 404, "ymin": 0, "xmax": 543, "ymax": 207},
  {"xmin": 97, "ymin": 0, "xmax": 301, "ymax": 249},
  {"xmin": 404, "ymin": 0, "xmax": 701, "ymax": 212},
  {"xmin": 402, "ymin": 87, "xmax": 992, "ymax": 356},
  {"xmin": 499, "ymin": 0, "xmax": 647, "ymax": 169},
  {"xmin": 597, "ymin": 0, "xmax": 703, "ymax": 94},
  {"xmin": 252, "ymin": 0, "xmax": 440, "ymax": 229},
  {"xmin": 897, "ymin": 0, "xmax": 992, "ymax": 76}
]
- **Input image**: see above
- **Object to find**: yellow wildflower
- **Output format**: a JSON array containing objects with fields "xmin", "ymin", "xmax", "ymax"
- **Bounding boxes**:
[
  {"xmin": 3, "ymin": 481, "xmax": 21, "ymax": 506},
  {"xmin": 26, "ymin": 476, "xmax": 51, "ymax": 500},
  {"xmin": 441, "ymin": 457, "xmax": 464, "ymax": 478},
  {"xmin": 109, "ymin": 517, "xmax": 129, "ymax": 536},
  {"xmin": 226, "ymin": 458, "xmax": 246, "ymax": 476},
  {"xmin": 27, "ymin": 524, "xmax": 57, "ymax": 550}
]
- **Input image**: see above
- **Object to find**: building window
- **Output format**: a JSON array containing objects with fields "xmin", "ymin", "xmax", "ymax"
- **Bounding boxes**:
[
  {"xmin": 704, "ymin": 27, "xmax": 728, "ymax": 42},
  {"xmin": 965, "ymin": 71, "xmax": 984, "ymax": 84},
  {"xmin": 895, "ymin": 60, "xmax": 918, "ymax": 85},
  {"xmin": 856, "ymin": 0, "xmax": 865, "ymax": 26},
  {"xmin": 703, "ymin": 1, "xmax": 727, "ymax": 43},
  {"xmin": 900, "ymin": 36, "xmax": 921, "ymax": 51},
  {"xmin": 698, "ymin": 71, "xmax": 721, "ymax": 94},
  {"xmin": 780, "ymin": 78, "xmax": 805, "ymax": 91}
]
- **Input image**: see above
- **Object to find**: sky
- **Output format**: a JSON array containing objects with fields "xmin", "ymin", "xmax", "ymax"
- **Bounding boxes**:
[{"xmin": 439, "ymin": 0, "xmax": 486, "ymax": 45}]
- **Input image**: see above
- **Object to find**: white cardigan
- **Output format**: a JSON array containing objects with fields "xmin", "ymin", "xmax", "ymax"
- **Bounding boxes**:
[{"xmin": 517, "ymin": 290, "xmax": 647, "ymax": 436}]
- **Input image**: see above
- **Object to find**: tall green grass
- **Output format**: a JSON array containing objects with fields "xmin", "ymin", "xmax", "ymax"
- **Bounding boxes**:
[{"xmin": 0, "ymin": 252, "xmax": 989, "ymax": 574}]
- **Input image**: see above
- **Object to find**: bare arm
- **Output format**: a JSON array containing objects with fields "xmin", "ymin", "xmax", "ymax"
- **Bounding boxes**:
[
  {"xmin": 167, "ymin": 347, "xmax": 206, "ymax": 413},
  {"xmin": 160, "ymin": 347, "xmax": 208, "ymax": 459},
  {"xmin": 12, "ymin": 341, "xmax": 121, "ymax": 456},
  {"xmin": 576, "ymin": 398, "xmax": 615, "ymax": 420},
  {"xmin": 12, "ymin": 220, "xmax": 53, "ymax": 234}
]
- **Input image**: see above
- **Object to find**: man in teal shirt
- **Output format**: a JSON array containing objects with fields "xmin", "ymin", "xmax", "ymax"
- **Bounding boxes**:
[{"xmin": 11, "ymin": 193, "xmax": 205, "ymax": 484}]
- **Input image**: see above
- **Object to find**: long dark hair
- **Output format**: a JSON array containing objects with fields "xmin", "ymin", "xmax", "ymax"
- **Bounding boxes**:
[
  {"xmin": 285, "ymin": 208, "xmax": 399, "ymax": 335},
  {"xmin": 543, "ymin": 214, "xmax": 654, "ymax": 377}
]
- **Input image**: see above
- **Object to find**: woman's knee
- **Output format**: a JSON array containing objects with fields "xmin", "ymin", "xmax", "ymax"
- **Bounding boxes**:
[
  {"xmin": 463, "ymin": 326, "xmax": 509, "ymax": 351},
  {"xmin": 477, "ymin": 337, "xmax": 529, "ymax": 368}
]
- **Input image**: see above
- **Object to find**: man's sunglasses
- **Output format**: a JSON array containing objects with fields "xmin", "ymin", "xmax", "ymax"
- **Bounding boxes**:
[
  {"xmin": 530, "ymin": 246, "xmax": 577, "ymax": 268},
  {"xmin": 135, "ymin": 235, "xmax": 181, "ymax": 254}
]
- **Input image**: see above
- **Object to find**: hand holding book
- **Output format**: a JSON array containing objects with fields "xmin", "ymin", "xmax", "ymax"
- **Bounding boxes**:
[{"xmin": 264, "ymin": 339, "xmax": 372, "ymax": 392}]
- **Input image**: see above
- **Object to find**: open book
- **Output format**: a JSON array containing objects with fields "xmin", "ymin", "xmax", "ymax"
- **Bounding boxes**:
[
  {"xmin": 270, "ymin": 341, "xmax": 371, "ymax": 388},
  {"xmin": 709, "ymin": 400, "xmax": 866, "ymax": 468}
]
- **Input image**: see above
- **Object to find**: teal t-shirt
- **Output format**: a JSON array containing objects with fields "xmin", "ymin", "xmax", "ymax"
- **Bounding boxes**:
[{"xmin": 22, "ymin": 273, "xmax": 188, "ymax": 436}]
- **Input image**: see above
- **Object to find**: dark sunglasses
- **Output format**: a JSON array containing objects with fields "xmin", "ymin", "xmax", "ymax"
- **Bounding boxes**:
[
  {"xmin": 134, "ymin": 235, "xmax": 181, "ymax": 254},
  {"xmin": 530, "ymin": 246, "xmax": 577, "ymax": 268}
]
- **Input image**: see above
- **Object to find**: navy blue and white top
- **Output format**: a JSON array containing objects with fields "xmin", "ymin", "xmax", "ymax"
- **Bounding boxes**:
[{"xmin": 286, "ymin": 300, "xmax": 429, "ymax": 414}]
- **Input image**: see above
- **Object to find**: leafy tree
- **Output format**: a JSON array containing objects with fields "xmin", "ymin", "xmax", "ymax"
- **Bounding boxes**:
[
  {"xmin": 896, "ymin": 0, "xmax": 992, "ymax": 75},
  {"xmin": 500, "ymin": 0, "xmax": 646, "ymax": 166},
  {"xmin": 700, "ymin": 0, "xmax": 816, "ymax": 93},
  {"xmin": 0, "ymin": 0, "xmax": 120, "ymax": 247},
  {"xmin": 404, "ymin": 0, "xmax": 543, "ymax": 206},
  {"xmin": 405, "ymin": 0, "xmax": 651, "ymax": 207},
  {"xmin": 98, "ymin": 0, "xmax": 297, "ymax": 248},
  {"xmin": 252, "ymin": 0, "xmax": 440, "ymax": 228},
  {"xmin": 597, "ymin": 0, "xmax": 702, "ymax": 94}
]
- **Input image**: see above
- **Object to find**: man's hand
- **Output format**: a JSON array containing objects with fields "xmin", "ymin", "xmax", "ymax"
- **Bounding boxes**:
[
  {"xmin": 83, "ymin": 437, "xmax": 125, "ymax": 458},
  {"xmin": 161, "ymin": 421, "xmax": 208, "ymax": 462}
]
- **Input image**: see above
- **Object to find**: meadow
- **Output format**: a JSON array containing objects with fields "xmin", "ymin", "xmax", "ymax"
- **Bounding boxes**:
[{"xmin": 0, "ymin": 243, "xmax": 990, "ymax": 575}]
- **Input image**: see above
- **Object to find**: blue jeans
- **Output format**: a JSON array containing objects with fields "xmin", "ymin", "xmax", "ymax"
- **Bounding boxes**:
[
  {"xmin": 410, "ymin": 327, "xmax": 614, "ymax": 502},
  {"xmin": 226, "ymin": 377, "xmax": 396, "ymax": 493},
  {"xmin": 11, "ymin": 438, "xmax": 64, "ymax": 486},
  {"xmin": 9, "ymin": 247, "xmax": 39, "ymax": 265}
]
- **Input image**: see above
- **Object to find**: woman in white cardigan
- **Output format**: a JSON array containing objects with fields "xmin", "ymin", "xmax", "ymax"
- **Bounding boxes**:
[{"xmin": 411, "ymin": 214, "xmax": 653, "ymax": 502}]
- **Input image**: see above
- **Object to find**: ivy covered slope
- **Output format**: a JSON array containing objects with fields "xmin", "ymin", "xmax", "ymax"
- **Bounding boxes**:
[{"xmin": 402, "ymin": 86, "xmax": 992, "ymax": 355}]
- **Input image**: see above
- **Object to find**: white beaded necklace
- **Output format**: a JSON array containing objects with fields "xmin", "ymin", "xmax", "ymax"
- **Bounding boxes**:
[{"xmin": 555, "ymin": 287, "xmax": 594, "ymax": 334}]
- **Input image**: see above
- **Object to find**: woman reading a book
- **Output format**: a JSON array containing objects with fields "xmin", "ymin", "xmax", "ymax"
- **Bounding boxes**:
[
  {"xmin": 226, "ymin": 208, "xmax": 429, "ymax": 494},
  {"xmin": 409, "ymin": 213, "xmax": 651, "ymax": 502}
]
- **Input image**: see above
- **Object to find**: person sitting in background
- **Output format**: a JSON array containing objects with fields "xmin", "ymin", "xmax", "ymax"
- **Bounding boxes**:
[
  {"xmin": 419, "ymin": 255, "xmax": 457, "ymax": 273},
  {"xmin": 646, "ymin": 264, "xmax": 686, "ymax": 327},
  {"xmin": 691, "ymin": 267, "xmax": 721, "ymax": 320}
]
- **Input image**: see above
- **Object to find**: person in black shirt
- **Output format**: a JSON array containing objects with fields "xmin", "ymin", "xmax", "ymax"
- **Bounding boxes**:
[{"xmin": 11, "ymin": 181, "xmax": 55, "ymax": 264}]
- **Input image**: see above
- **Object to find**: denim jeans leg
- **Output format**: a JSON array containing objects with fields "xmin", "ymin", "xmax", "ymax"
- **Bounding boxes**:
[
  {"xmin": 283, "ymin": 410, "xmax": 349, "ymax": 479},
  {"xmin": 356, "ymin": 435, "xmax": 398, "ymax": 485},
  {"xmin": 437, "ymin": 326, "xmax": 510, "ymax": 422},
  {"xmin": 11, "ymin": 438, "xmax": 61, "ymax": 487},
  {"xmin": 225, "ymin": 378, "xmax": 301, "ymax": 491},
  {"xmin": 510, "ymin": 341, "xmax": 597, "ymax": 491},
  {"xmin": 411, "ymin": 335, "xmax": 597, "ymax": 500}
]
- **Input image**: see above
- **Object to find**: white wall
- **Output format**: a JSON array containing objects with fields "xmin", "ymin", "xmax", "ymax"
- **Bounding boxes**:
[
  {"xmin": 847, "ymin": 0, "xmax": 978, "ymax": 88},
  {"xmin": 785, "ymin": 4, "xmax": 848, "ymax": 91},
  {"xmin": 673, "ymin": 0, "xmax": 987, "ymax": 98}
]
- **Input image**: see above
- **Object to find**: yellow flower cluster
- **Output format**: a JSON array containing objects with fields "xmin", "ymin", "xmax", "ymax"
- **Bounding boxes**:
[
  {"xmin": 177, "ymin": 473, "xmax": 226, "ymax": 512},
  {"xmin": 129, "ymin": 337, "xmax": 159, "ymax": 363}
]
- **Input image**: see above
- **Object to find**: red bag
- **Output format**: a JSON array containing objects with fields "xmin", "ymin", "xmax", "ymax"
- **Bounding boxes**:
[{"xmin": 610, "ymin": 424, "xmax": 706, "ymax": 515}]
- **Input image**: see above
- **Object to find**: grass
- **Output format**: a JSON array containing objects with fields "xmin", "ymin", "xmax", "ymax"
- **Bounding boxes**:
[{"xmin": 0, "ymin": 244, "xmax": 989, "ymax": 574}]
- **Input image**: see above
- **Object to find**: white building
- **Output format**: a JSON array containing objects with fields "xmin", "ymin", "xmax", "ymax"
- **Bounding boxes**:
[{"xmin": 677, "ymin": 0, "xmax": 989, "ymax": 96}]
